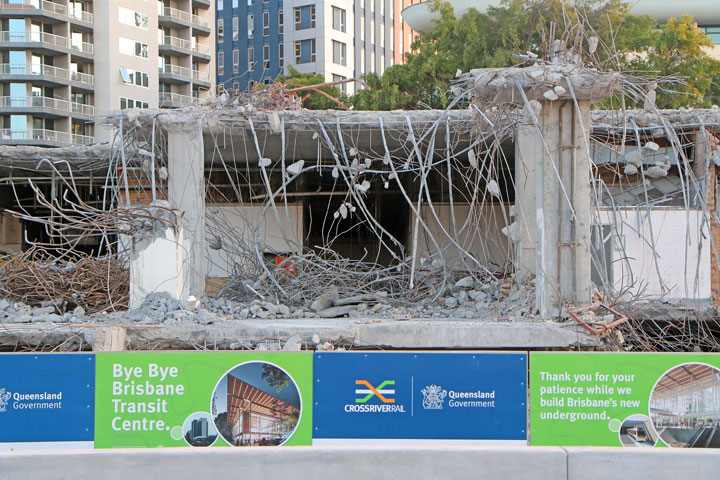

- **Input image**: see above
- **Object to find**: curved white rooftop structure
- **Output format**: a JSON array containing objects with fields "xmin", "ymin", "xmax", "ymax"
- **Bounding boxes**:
[{"xmin": 402, "ymin": 0, "xmax": 720, "ymax": 33}]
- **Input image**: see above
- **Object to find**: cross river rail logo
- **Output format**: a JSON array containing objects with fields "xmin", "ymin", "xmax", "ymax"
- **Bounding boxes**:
[
  {"xmin": 344, "ymin": 380, "xmax": 406, "ymax": 413},
  {"xmin": 0, "ymin": 387, "xmax": 62, "ymax": 412}
]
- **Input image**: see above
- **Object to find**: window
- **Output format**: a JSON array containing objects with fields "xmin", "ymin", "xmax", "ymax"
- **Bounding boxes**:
[
  {"xmin": 119, "ymin": 7, "xmax": 148, "ymax": 29},
  {"xmin": 390, "ymin": 1, "xmax": 394, "ymax": 19},
  {"xmin": 703, "ymin": 27, "xmax": 720, "ymax": 45},
  {"xmin": 294, "ymin": 5, "xmax": 315, "ymax": 30},
  {"xmin": 121, "ymin": 97, "xmax": 149, "ymax": 109},
  {"xmin": 122, "ymin": 37, "xmax": 148, "ymax": 57},
  {"xmin": 332, "ymin": 7, "xmax": 346, "ymax": 33},
  {"xmin": 136, "ymin": 41, "xmax": 149, "ymax": 58},
  {"xmin": 333, "ymin": 74, "xmax": 347, "ymax": 94},
  {"xmin": 370, "ymin": 0, "xmax": 374, "ymax": 13},
  {"xmin": 279, "ymin": 10, "xmax": 284, "ymax": 34},
  {"xmin": 233, "ymin": 0, "xmax": 238, "ymax": 7},
  {"xmin": 381, "ymin": 26, "xmax": 385, "ymax": 48},
  {"xmin": 218, "ymin": 51, "xmax": 224, "ymax": 75},
  {"xmin": 332, "ymin": 40, "xmax": 346, "ymax": 66},
  {"xmin": 360, "ymin": 0, "xmax": 364, "ymax": 9},
  {"xmin": 360, "ymin": 17, "xmax": 365, "ymax": 41},
  {"xmin": 279, "ymin": 43, "xmax": 284, "ymax": 67},
  {"xmin": 218, "ymin": 18, "xmax": 224, "ymax": 42},
  {"xmin": 263, "ymin": 11, "xmax": 270, "ymax": 36},
  {"xmin": 248, "ymin": 14, "xmax": 254, "ymax": 38},
  {"xmin": 233, "ymin": 48, "xmax": 239, "ymax": 73},
  {"xmin": 380, "ymin": 0, "xmax": 384, "ymax": 16},
  {"xmin": 248, "ymin": 0, "xmax": 253, "ymax": 5},
  {"xmin": 233, "ymin": 16, "xmax": 239, "ymax": 41},
  {"xmin": 370, "ymin": 51, "xmax": 375, "ymax": 72},
  {"xmin": 248, "ymin": 47, "xmax": 254, "ymax": 71},
  {"xmin": 390, "ymin": 26, "xmax": 394, "ymax": 51},
  {"xmin": 263, "ymin": 44, "xmax": 270, "ymax": 69},
  {"xmin": 217, "ymin": 0, "xmax": 224, "ymax": 9},
  {"xmin": 294, "ymin": 39, "xmax": 315, "ymax": 63},
  {"xmin": 370, "ymin": 19, "xmax": 375, "ymax": 45},
  {"xmin": 360, "ymin": 53, "xmax": 365, "ymax": 74},
  {"xmin": 120, "ymin": 68, "xmax": 149, "ymax": 87},
  {"xmin": 233, "ymin": 81, "xmax": 239, "ymax": 93}
]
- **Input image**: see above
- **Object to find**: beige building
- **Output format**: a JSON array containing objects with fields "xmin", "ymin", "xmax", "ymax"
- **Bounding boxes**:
[{"xmin": 0, "ymin": 0, "xmax": 215, "ymax": 146}]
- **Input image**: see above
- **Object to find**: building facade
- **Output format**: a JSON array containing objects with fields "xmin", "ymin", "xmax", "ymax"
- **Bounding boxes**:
[
  {"xmin": 216, "ymin": 0, "xmax": 421, "ymax": 96},
  {"xmin": 0, "ymin": 0, "xmax": 215, "ymax": 146}
]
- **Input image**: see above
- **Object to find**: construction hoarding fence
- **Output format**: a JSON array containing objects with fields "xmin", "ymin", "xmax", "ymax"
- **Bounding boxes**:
[{"xmin": 3, "ymin": 352, "xmax": 720, "ymax": 449}]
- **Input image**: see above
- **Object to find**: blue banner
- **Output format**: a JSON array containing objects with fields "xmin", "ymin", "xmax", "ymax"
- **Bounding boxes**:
[
  {"xmin": 313, "ymin": 352, "xmax": 527, "ymax": 443},
  {"xmin": 0, "ymin": 354, "xmax": 95, "ymax": 446}
]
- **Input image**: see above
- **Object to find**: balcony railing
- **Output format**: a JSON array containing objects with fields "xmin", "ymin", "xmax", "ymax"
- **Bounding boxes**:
[
  {"xmin": 71, "ymin": 101, "xmax": 94, "ymax": 116},
  {"xmin": 159, "ymin": 64, "xmax": 192, "ymax": 80},
  {"xmin": 160, "ymin": 6, "xmax": 190, "ymax": 23},
  {"xmin": 70, "ymin": 70, "xmax": 94, "ymax": 85},
  {"xmin": 0, "ymin": 95, "xmax": 69, "ymax": 112},
  {"xmin": 160, "ymin": 35, "xmax": 192, "ymax": 51},
  {"xmin": 0, "ymin": 63, "xmax": 70, "ymax": 81},
  {"xmin": 0, "ymin": 128, "xmax": 72, "ymax": 144},
  {"xmin": 159, "ymin": 92, "xmax": 193, "ymax": 107},
  {"xmin": 0, "ymin": 30, "xmax": 68, "ymax": 48},
  {"xmin": 70, "ymin": 39, "xmax": 93, "ymax": 54},
  {"xmin": 192, "ymin": 42, "xmax": 210, "ymax": 55},
  {"xmin": 191, "ymin": 14, "xmax": 209, "ymax": 28},
  {"xmin": 192, "ymin": 69, "xmax": 209, "ymax": 83},
  {"xmin": 71, "ymin": 133, "xmax": 94, "ymax": 145},
  {"xmin": 68, "ymin": 7, "xmax": 92, "ymax": 23},
  {"xmin": 0, "ymin": 0, "xmax": 67, "ymax": 16}
]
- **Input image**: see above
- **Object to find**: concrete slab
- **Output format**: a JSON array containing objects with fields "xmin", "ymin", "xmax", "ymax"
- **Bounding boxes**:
[
  {"xmin": 0, "ymin": 318, "xmax": 599, "ymax": 350},
  {"xmin": 565, "ymin": 447, "xmax": 720, "ymax": 480},
  {"xmin": 0, "ymin": 446, "xmax": 568, "ymax": 480}
]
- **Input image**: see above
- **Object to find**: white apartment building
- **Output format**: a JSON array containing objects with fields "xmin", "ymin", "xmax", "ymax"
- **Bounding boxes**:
[{"xmin": 0, "ymin": 0, "xmax": 215, "ymax": 146}]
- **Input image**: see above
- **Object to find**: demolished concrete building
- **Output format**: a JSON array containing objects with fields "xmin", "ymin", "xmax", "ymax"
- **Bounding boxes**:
[{"xmin": 1, "ymin": 56, "xmax": 719, "ymax": 353}]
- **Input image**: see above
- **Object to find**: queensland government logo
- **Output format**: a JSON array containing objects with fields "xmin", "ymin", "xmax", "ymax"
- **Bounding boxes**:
[
  {"xmin": 0, "ymin": 388, "xmax": 10, "ymax": 412},
  {"xmin": 344, "ymin": 380, "xmax": 405, "ymax": 413},
  {"xmin": 421, "ymin": 384, "xmax": 447, "ymax": 410}
]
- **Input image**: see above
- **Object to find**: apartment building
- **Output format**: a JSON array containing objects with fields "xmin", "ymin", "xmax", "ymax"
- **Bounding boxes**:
[
  {"xmin": 0, "ymin": 0, "xmax": 215, "ymax": 146},
  {"xmin": 216, "ymin": 0, "xmax": 419, "ymax": 96}
]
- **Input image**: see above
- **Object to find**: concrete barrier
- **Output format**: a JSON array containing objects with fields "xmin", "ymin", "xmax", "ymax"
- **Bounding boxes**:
[
  {"xmin": 1, "ymin": 446, "xmax": 566, "ymax": 480},
  {"xmin": 4, "ymin": 446, "xmax": 720, "ymax": 480},
  {"xmin": 565, "ymin": 447, "xmax": 720, "ymax": 480}
]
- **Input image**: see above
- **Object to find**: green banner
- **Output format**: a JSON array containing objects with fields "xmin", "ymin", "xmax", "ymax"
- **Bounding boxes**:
[
  {"xmin": 530, "ymin": 353, "xmax": 720, "ymax": 448},
  {"xmin": 95, "ymin": 352, "xmax": 312, "ymax": 448}
]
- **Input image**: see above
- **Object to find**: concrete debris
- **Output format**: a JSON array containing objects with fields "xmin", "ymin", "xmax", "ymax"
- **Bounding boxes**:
[{"xmin": 455, "ymin": 276, "xmax": 474, "ymax": 289}]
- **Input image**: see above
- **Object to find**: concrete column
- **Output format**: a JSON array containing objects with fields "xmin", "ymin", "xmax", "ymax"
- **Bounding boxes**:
[
  {"xmin": 516, "ymin": 99, "xmax": 592, "ymax": 318},
  {"xmin": 168, "ymin": 125, "xmax": 206, "ymax": 302},
  {"xmin": 514, "ymin": 125, "xmax": 540, "ymax": 282}
]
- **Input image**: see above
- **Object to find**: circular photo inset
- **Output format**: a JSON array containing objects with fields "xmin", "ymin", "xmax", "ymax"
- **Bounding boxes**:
[
  {"xmin": 618, "ymin": 414, "xmax": 657, "ymax": 447},
  {"xmin": 211, "ymin": 361, "xmax": 301, "ymax": 447},
  {"xmin": 650, "ymin": 363, "xmax": 720, "ymax": 448},
  {"xmin": 182, "ymin": 411, "xmax": 218, "ymax": 447}
]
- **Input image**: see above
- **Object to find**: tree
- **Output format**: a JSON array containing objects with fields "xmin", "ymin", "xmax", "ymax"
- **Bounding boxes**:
[
  {"xmin": 261, "ymin": 363, "xmax": 290, "ymax": 394},
  {"xmin": 351, "ymin": 0, "xmax": 720, "ymax": 109},
  {"xmin": 277, "ymin": 66, "xmax": 349, "ymax": 110}
]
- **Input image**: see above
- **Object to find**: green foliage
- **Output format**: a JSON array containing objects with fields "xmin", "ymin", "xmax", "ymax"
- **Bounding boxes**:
[
  {"xmin": 350, "ymin": 0, "xmax": 720, "ymax": 110},
  {"xmin": 261, "ymin": 364, "xmax": 290, "ymax": 394},
  {"xmin": 277, "ymin": 66, "xmax": 348, "ymax": 110}
]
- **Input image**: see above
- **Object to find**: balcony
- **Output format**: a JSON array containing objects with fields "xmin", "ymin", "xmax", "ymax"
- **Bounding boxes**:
[
  {"xmin": 158, "ymin": 64, "xmax": 192, "ymax": 83},
  {"xmin": 159, "ymin": 92, "xmax": 193, "ymax": 108},
  {"xmin": 191, "ymin": 14, "xmax": 211, "ymax": 34},
  {"xmin": 159, "ymin": 35, "xmax": 192, "ymax": 55},
  {"xmin": 0, "ymin": 30, "xmax": 68, "ymax": 54},
  {"xmin": 0, "ymin": 95, "xmax": 69, "ymax": 116},
  {"xmin": 70, "ymin": 70, "xmax": 94, "ymax": 87},
  {"xmin": 0, "ymin": 63, "xmax": 69, "ymax": 84},
  {"xmin": 158, "ymin": 6, "xmax": 191, "ymax": 27},
  {"xmin": 71, "ymin": 101, "xmax": 94, "ymax": 116},
  {"xmin": 191, "ymin": 69, "xmax": 210, "ymax": 84},
  {"xmin": 191, "ymin": 42, "xmax": 211, "ymax": 61},
  {"xmin": 70, "ymin": 39, "xmax": 93, "ymax": 56},
  {"xmin": 71, "ymin": 133, "xmax": 94, "ymax": 145},
  {"xmin": 192, "ymin": 0, "xmax": 211, "ymax": 7},
  {"xmin": 68, "ymin": 7, "xmax": 93, "ymax": 26},
  {"xmin": 0, "ymin": 128, "xmax": 71, "ymax": 147},
  {"xmin": 0, "ymin": 1, "xmax": 68, "ymax": 22}
]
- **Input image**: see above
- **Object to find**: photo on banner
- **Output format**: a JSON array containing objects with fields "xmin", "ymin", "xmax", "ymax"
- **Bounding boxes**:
[
  {"xmin": 94, "ymin": 352, "xmax": 312, "ymax": 448},
  {"xmin": 313, "ymin": 352, "xmax": 527, "ymax": 445},
  {"xmin": 530, "ymin": 353, "xmax": 720, "ymax": 447},
  {"xmin": 0, "ymin": 353, "xmax": 95, "ymax": 451}
]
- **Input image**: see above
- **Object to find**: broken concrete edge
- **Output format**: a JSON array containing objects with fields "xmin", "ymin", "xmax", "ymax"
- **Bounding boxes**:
[{"xmin": 0, "ymin": 317, "xmax": 601, "ymax": 351}]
